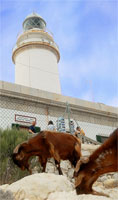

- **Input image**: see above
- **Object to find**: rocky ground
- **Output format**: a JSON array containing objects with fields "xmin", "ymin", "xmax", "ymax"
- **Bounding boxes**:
[
  {"xmin": 0, "ymin": 173, "xmax": 118, "ymax": 200},
  {"xmin": 0, "ymin": 144, "xmax": 117, "ymax": 200}
]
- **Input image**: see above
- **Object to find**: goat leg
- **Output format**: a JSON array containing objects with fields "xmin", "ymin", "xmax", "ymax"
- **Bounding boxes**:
[{"xmin": 55, "ymin": 160, "xmax": 63, "ymax": 175}]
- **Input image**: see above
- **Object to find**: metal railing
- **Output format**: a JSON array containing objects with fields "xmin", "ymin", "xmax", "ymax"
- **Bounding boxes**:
[{"xmin": 77, "ymin": 134, "xmax": 101, "ymax": 145}]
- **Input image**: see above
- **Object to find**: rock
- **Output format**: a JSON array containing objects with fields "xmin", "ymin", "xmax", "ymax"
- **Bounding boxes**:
[
  {"xmin": 68, "ymin": 168, "xmax": 74, "ymax": 179},
  {"xmin": 48, "ymin": 191, "xmax": 78, "ymax": 200},
  {"xmin": 77, "ymin": 194, "xmax": 110, "ymax": 200},
  {"xmin": 104, "ymin": 178, "xmax": 118, "ymax": 188},
  {"xmin": 94, "ymin": 186, "xmax": 118, "ymax": 200},
  {"xmin": 107, "ymin": 175, "xmax": 111, "ymax": 179},
  {"xmin": 112, "ymin": 173, "xmax": 118, "ymax": 180},
  {"xmin": 0, "ymin": 189, "xmax": 15, "ymax": 200},
  {"xmin": 2, "ymin": 173, "xmax": 73, "ymax": 200},
  {"xmin": 46, "ymin": 160, "xmax": 74, "ymax": 179},
  {"xmin": 46, "ymin": 162, "xmax": 56, "ymax": 174},
  {"xmin": 82, "ymin": 144, "xmax": 100, "ymax": 151},
  {"xmin": 97, "ymin": 175, "xmax": 108, "ymax": 182},
  {"xmin": 48, "ymin": 191, "xmax": 110, "ymax": 200},
  {"xmin": 60, "ymin": 161, "xmax": 71, "ymax": 169},
  {"xmin": 107, "ymin": 188, "xmax": 118, "ymax": 199},
  {"xmin": 0, "ymin": 184, "xmax": 9, "ymax": 191},
  {"xmin": 82, "ymin": 151, "xmax": 90, "ymax": 157},
  {"xmin": 81, "ymin": 144, "xmax": 100, "ymax": 158},
  {"xmin": 93, "ymin": 181, "xmax": 104, "ymax": 188},
  {"xmin": 0, "ymin": 173, "xmax": 118, "ymax": 200}
]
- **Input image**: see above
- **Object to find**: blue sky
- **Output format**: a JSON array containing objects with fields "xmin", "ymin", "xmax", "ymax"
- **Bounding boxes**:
[{"xmin": 0, "ymin": 0, "xmax": 117, "ymax": 107}]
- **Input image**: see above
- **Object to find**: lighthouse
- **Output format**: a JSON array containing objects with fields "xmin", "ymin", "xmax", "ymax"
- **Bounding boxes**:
[{"xmin": 12, "ymin": 13, "xmax": 61, "ymax": 94}]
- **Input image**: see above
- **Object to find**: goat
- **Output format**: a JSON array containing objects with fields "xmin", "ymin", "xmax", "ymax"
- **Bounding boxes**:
[
  {"xmin": 74, "ymin": 128, "xmax": 118, "ymax": 196},
  {"xmin": 12, "ymin": 131, "xmax": 82, "ymax": 175}
]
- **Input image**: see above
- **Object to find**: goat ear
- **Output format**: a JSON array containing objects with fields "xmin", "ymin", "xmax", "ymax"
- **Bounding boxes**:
[
  {"xmin": 75, "ymin": 157, "xmax": 89, "ymax": 187},
  {"xmin": 75, "ymin": 173, "xmax": 85, "ymax": 187},
  {"xmin": 16, "ymin": 151, "xmax": 25, "ymax": 160}
]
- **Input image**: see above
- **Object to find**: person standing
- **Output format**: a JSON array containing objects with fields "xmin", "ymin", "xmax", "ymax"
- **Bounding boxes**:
[
  {"xmin": 75, "ymin": 126, "xmax": 85, "ymax": 137},
  {"xmin": 47, "ymin": 120, "xmax": 56, "ymax": 131},
  {"xmin": 75, "ymin": 126, "xmax": 85, "ymax": 143},
  {"xmin": 80, "ymin": 128, "xmax": 85, "ymax": 136},
  {"xmin": 29, "ymin": 121, "xmax": 36, "ymax": 135},
  {"xmin": 75, "ymin": 126, "xmax": 81, "ymax": 137}
]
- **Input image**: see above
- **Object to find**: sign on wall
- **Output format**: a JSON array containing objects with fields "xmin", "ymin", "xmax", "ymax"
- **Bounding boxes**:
[{"xmin": 15, "ymin": 114, "xmax": 36, "ymax": 124}]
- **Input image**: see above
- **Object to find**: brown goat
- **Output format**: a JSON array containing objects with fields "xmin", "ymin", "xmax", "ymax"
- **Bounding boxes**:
[
  {"xmin": 74, "ymin": 128, "xmax": 118, "ymax": 196},
  {"xmin": 12, "ymin": 131, "xmax": 81, "ymax": 175}
]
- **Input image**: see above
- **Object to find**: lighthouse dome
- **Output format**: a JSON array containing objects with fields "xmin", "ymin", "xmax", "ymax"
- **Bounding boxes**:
[{"xmin": 23, "ymin": 12, "xmax": 46, "ymax": 31}]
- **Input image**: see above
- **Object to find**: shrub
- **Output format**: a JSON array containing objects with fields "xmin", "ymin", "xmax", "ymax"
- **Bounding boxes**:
[{"xmin": 0, "ymin": 128, "xmax": 30, "ymax": 184}]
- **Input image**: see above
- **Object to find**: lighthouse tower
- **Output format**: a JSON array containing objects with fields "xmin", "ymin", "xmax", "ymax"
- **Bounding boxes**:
[{"xmin": 12, "ymin": 13, "xmax": 61, "ymax": 94}]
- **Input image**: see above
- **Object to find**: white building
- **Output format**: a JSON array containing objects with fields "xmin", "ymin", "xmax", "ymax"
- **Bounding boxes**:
[{"xmin": 12, "ymin": 12, "xmax": 61, "ymax": 94}]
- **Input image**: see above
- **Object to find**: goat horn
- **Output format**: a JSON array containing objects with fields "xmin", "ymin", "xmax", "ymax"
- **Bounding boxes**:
[
  {"xmin": 75, "ymin": 157, "xmax": 89, "ymax": 173},
  {"xmin": 13, "ymin": 144, "xmax": 21, "ymax": 153},
  {"xmin": 13, "ymin": 140, "xmax": 28, "ymax": 154},
  {"xmin": 75, "ymin": 160, "xmax": 82, "ymax": 173}
]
